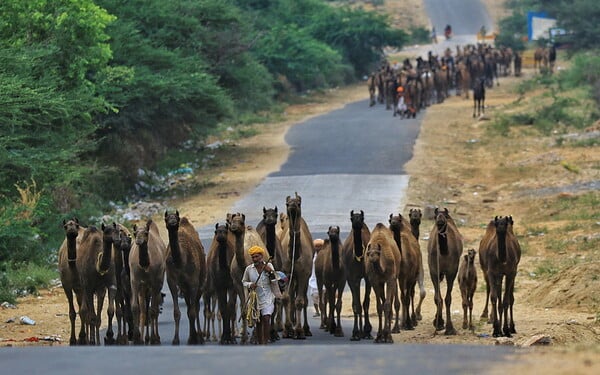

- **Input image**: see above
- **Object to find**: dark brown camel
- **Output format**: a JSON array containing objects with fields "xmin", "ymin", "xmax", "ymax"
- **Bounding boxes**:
[
  {"xmin": 341, "ymin": 210, "xmax": 373, "ymax": 341},
  {"xmin": 479, "ymin": 216, "xmax": 521, "ymax": 337},
  {"xmin": 164, "ymin": 210, "xmax": 207, "ymax": 345},
  {"xmin": 427, "ymin": 207, "xmax": 463, "ymax": 335},
  {"xmin": 256, "ymin": 206, "xmax": 287, "ymax": 340},
  {"xmin": 458, "ymin": 248, "xmax": 478, "ymax": 331},
  {"xmin": 365, "ymin": 223, "xmax": 401, "ymax": 344},
  {"xmin": 129, "ymin": 219, "xmax": 166, "ymax": 345},
  {"xmin": 408, "ymin": 208, "xmax": 426, "ymax": 321},
  {"xmin": 388, "ymin": 213, "xmax": 422, "ymax": 332},
  {"xmin": 58, "ymin": 218, "xmax": 85, "ymax": 345},
  {"xmin": 314, "ymin": 226, "xmax": 346, "ymax": 337},
  {"xmin": 111, "ymin": 223, "xmax": 134, "ymax": 345},
  {"xmin": 280, "ymin": 192, "xmax": 314, "ymax": 339},
  {"xmin": 206, "ymin": 222, "xmax": 237, "ymax": 344}
]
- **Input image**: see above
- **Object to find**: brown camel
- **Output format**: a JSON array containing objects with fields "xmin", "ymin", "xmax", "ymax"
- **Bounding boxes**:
[
  {"xmin": 256, "ymin": 206, "xmax": 287, "ymax": 340},
  {"xmin": 534, "ymin": 47, "xmax": 548, "ymax": 73},
  {"xmin": 341, "ymin": 210, "xmax": 373, "ymax": 341},
  {"xmin": 58, "ymin": 218, "xmax": 85, "ymax": 345},
  {"xmin": 314, "ymin": 225, "xmax": 346, "ymax": 337},
  {"xmin": 129, "ymin": 219, "xmax": 166, "ymax": 345},
  {"xmin": 280, "ymin": 192, "xmax": 314, "ymax": 339},
  {"xmin": 388, "ymin": 213, "xmax": 422, "ymax": 332},
  {"xmin": 479, "ymin": 216, "xmax": 521, "ymax": 337},
  {"xmin": 458, "ymin": 248, "xmax": 478, "ymax": 331},
  {"xmin": 114, "ymin": 224, "xmax": 134, "ymax": 345},
  {"xmin": 164, "ymin": 210, "xmax": 207, "ymax": 345},
  {"xmin": 74, "ymin": 223, "xmax": 118, "ymax": 345},
  {"xmin": 427, "ymin": 207, "xmax": 463, "ymax": 335},
  {"xmin": 205, "ymin": 222, "xmax": 237, "ymax": 344},
  {"xmin": 228, "ymin": 212, "xmax": 267, "ymax": 344},
  {"xmin": 408, "ymin": 208, "xmax": 426, "ymax": 321},
  {"xmin": 365, "ymin": 223, "xmax": 401, "ymax": 344}
]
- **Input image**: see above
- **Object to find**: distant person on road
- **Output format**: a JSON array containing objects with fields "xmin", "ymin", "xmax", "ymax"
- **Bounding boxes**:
[
  {"xmin": 430, "ymin": 26, "xmax": 438, "ymax": 44},
  {"xmin": 479, "ymin": 25, "xmax": 486, "ymax": 38},
  {"xmin": 444, "ymin": 24, "xmax": 452, "ymax": 39},
  {"xmin": 242, "ymin": 245, "xmax": 279, "ymax": 345}
]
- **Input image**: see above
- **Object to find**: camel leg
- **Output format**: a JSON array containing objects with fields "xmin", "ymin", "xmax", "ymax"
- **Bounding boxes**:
[
  {"xmin": 481, "ymin": 272, "xmax": 491, "ymax": 322},
  {"xmin": 391, "ymin": 280, "xmax": 401, "ymax": 333},
  {"xmin": 168, "ymin": 279, "xmax": 181, "ymax": 345},
  {"xmin": 64, "ymin": 289, "xmax": 78, "ymax": 345},
  {"xmin": 149, "ymin": 291, "xmax": 161, "ymax": 345},
  {"xmin": 104, "ymin": 285, "xmax": 116, "ymax": 345},
  {"xmin": 468, "ymin": 289, "xmax": 475, "ymax": 332},
  {"xmin": 461, "ymin": 287, "xmax": 469, "ymax": 330},
  {"xmin": 415, "ymin": 267, "xmax": 426, "ymax": 321},
  {"xmin": 490, "ymin": 276, "xmax": 502, "ymax": 337},
  {"xmin": 444, "ymin": 275, "xmax": 457, "ymax": 335},
  {"xmin": 430, "ymin": 270, "xmax": 444, "ymax": 331},
  {"xmin": 373, "ymin": 288, "xmax": 384, "ymax": 343},
  {"xmin": 186, "ymin": 291, "xmax": 200, "ymax": 345},
  {"xmin": 363, "ymin": 280, "xmax": 373, "ymax": 339},
  {"xmin": 348, "ymin": 280, "xmax": 362, "ymax": 341},
  {"xmin": 130, "ymin": 287, "xmax": 142, "ymax": 345},
  {"xmin": 334, "ymin": 283, "xmax": 345, "ymax": 337}
]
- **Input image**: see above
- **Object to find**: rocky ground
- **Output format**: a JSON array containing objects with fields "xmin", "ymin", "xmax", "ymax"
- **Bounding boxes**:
[{"xmin": 1, "ymin": 1, "xmax": 599, "ymax": 373}]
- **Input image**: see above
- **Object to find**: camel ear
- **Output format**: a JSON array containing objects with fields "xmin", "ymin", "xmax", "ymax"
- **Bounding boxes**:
[
  {"xmin": 263, "ymin": 207, "xmax": 266, "ymax": 213},
  {"xmin": 360, "ymin": 210, "xmax": 364, "ymax": 218},
  {"xmin": 350, "ymin": 210, "xmax": 354, "ymax": 217},
  {"xmin": 274, "ymin": 206, "xmax": 277, "ymax": 213},
  {"xmin": 165, "ymin": 210, "xmax": 169, "ymax": 219},
  {"xmin": 133, "ymin": 224, "xmax": 138, "ymax": 233},
  {"xmin": 215, "ymin": 223, "xmax": 219, "ymax": 230},
  {"xmin": 63, "ymin": 219, "xmax": 67, "ymax": 226},
  {"xmin": 146, "ymin": 219, "xmax": 152, "ymax": 230}
]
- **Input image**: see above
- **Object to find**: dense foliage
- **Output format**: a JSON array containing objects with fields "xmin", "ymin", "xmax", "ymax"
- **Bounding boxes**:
[{"xmin": 0, "ymin": 0, "xmax": 404, "ymax": 301}]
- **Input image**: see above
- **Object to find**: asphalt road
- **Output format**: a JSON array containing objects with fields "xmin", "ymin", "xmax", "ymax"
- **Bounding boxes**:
[{"xmin": 0, "ymin": 1, "xmax": 524, "ymax": 373}]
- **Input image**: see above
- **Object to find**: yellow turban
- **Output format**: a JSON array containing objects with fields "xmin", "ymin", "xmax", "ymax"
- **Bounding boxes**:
[{"xmin": 248, "ymin": 245, "xmax": 266, "ymax": 257}]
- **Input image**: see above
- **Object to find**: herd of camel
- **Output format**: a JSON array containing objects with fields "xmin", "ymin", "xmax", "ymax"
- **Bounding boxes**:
[
  {"xmin": 367, "ymin": 41, "xmax": 556, "ymax": 119},
  {"xmin": 58, "ymin": 191, "xmax": 521, "ymax": 346}
]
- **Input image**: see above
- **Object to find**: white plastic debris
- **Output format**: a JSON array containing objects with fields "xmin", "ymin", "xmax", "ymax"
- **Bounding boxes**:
[{"xmin": 19, "ymin": 316, "xmax": 35, "ymax": 325}]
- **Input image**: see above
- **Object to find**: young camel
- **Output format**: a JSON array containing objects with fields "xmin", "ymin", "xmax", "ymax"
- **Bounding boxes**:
[
  {"xmin": 129, "ymin": 219, "xmax": 166, "ymax": 345},
  {"xmin": 314, "ymin": 225, "xmax": 346, "ymax": 337},
  {"xmin": 164, "ymin": 210, "xmax": 207, "ymax": 345},
  {"xmin": 365, "ymin": 223, "xmax": 401, "ymax": 344},
  {"xmin": 458, "ymin": 248, "xmax": 478, "ymax": 331},
  {"xmin": 58, "ymin": 218, "xmax": 85, "ymax": 345},
  {"xmin": 388, "ymin": 213, "xmax": 422, "ymax": 331}
]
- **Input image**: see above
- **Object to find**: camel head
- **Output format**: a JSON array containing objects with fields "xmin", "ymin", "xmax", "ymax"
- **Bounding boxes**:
[
  {"xmin": 466, "ymin": 248, "xmax": 476, "ymax": 264},
  {"xmin": 327, "ymin": 226, "xmax": 340, "ymax": 242},
  {"xmin": 101, "ymin": 222, "xmax": 120, "ymax": 246},
  {"xmin": 63, "ymin": 218, "xmax": 80, "ymax": 239},
  {"xmin": 164, "ymin": 210, "xmax": 180, "ymax": 231},
  {"xmin": 133, "ymin": 220, "xmax": 152, "ymax": 246},
  {"xmin": 278, "ymin": 213, "xmax": 288, "ymax": 231},
  {"xmin": 285, "ymin": 194, "xmax": 302, "ymax": 223},
  {"xmin": 434, "ymin": 207, "xmax": 451, "ymax": 231},
  {"xmin": 214, "ymin": 223, "xmax": 229, "ymax": 244},
  {"xmin": 350, "ymin": 210, "xmax": 365, "ymax": 230},
  {"xmin": 388, "ymin": 213, "xmax": 405, "ymax": 232},
  {"xmin": 494, "ymin": 216, "xmax": 510, "ymax": 236},
  {"xmin": 262, "ymin": 207, "xmax": 278, "ymax": 226},
  {"xmin": 119, "ymin": 230, "xmax": 132, "ymax": 252},
  {"xmin": 366, "ymin": 243, "xmax": 384, "ymax": 271},
  {"xmin": 227, "ymin": 212, "xmax": 245, "ymax": 234},
  {"xmin": 409, "ymin": 208, "xmax": 422, "ymax": 226}
]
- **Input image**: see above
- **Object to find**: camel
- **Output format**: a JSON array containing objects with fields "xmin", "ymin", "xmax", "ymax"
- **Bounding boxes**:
[
  {"xmin": 58, "ymin": 218, "xmax": 85, "ymax": 345},
  {"xmin": 314, "ymin": 226, "xmax": 345, "ymax": 337},
  {"xmin": 206, "ymin": 222, "xmax": 237, "ymax": 344},
  {"xmin": 341, "ymin": 209, "xmax": 372, "ymax": 341},
  {"xmin": 228, "ymin": 212, "xmax": 267, "ymax": 344},
  {"xmin": 478, "ymin": 216, "xmax": 521, "ymax": 337},
  {"xmin": 280, "ymin": 192, "xmax": 314, "ymax": 339},
  {"xmin": 114, "ymin": 224, "xmax": 134, "ymax": 344},
  {"xmin": 534, "ymin": 47, "xmax": 548, "ymax": 73},
  {"xmin": 367, "ymin": 73, "xmax": 377, "ymax": 107},
  {"xmin": 256, "ymin": 206, "xmax": 287, "ymax": 340},
  {"xmin": 388, "ymin": 213, "xmax": 422, "ymax": 332},
  {"xmin": 408, "ymin": 208, "xmax": 426, "ymax": 321},
  {"xmin": 427, "ymin": 207, "xmax": 463, "ymax": 335},
  {"xmin": 164, "ymin": 210, "xmax": 207, "ymax": 345},
  {"xmin": 73, "ymin": 223, "xmax": 118, "ymax": 345},
  {"xmin": 129, "ymin": 219, "xmax": 166, "ymax": 345},
  {"xmin": 473, "ymin": 76, "xmax": 485, "ymax": 118},
  {"xmin": 458, "ymin": 248, "xmax": 478, "ymax": 331},
  {"xmin": 365, "ymin": 223, "xmax": 401, "ymax": 344}
]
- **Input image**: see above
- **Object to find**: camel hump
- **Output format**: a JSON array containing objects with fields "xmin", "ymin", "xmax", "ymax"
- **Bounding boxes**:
[{"xmin": 180, "ymin": 217, "xmax": 191, "ymax": 226}]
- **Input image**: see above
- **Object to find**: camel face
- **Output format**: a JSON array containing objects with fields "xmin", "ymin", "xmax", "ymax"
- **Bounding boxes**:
[
  {"xmin": 494, "ymin": 216, "xmax": 510, "ymax": 236},
  {"xmin": 366, "ymin": 244, "xmax": 381, "ymax": 264},
  {"xmin": 388, "ymin": 214, "xmax": 405, "ymax": 233},
  {"xmin": 133, "ymin": 223, "xmax": 150, "ymax": 246},
  {"xmin": 214, "ymin": 223, "xmax": 228, "ymax": 244},
  {"xmin": 327, "ymin": 226, "xmax": 340, "ymax": 242},
  {"xmin": 409, "ymin": 209, "xmax": 422, "ymax": 226},
  {"xmin": 119, "ymin": 230, "xmax": 132, "ymax": 252},
  {"xmin": 434, "ymin": 208, "xmax": 450, "ymax": 231},
  {"xmin": 164, "ymin": 210, "xmax": 180, "ymax": 231},
  {"xmin": 63, "ymin": 218, "xmax": 80, "ymax": 239},
  {"xmin": 227, "ymin": 213, "xmax": 245, "ymax": 233},
  {"xmin": 101, "ymin": 222, "xmax": 120, "ymax": 246},
  {"xmin": 349, "ymin": 210, "xmax": 365, "ymax": 231},
  {"xmin": 467, "ymin": 248, "xmax": 476, "ymax": 264},
  {"xmin": 262, "ymin": 207, "xmax": 278, "ymax": 226},
  {"xmin": 286, "ymin": 195, "xmax": 302, "ymax": 222}
]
